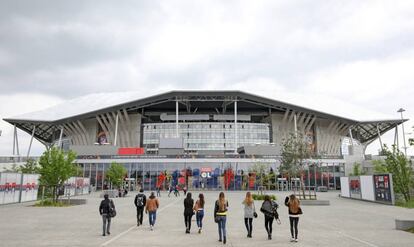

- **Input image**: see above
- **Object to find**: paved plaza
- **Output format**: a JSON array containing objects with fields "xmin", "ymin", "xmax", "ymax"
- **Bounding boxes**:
[{"xmin": 0, "ymin": 191, "xmax": 413, "ymax": 247}]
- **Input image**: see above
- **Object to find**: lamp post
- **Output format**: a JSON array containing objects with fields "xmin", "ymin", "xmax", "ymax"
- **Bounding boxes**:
[{"xmin": 397, "ymin": 108, "xmax": 407, "ymax": 156}]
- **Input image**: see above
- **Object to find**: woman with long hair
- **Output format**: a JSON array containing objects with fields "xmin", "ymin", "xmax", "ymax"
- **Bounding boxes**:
[
  {"xmin": 183, "ymin": 192, "xmax": 194, "ymax": 233},
  {"xmin": 242, "ymin": 191, "xmax": 256, "ymax": 238},
  {"xmin": 285, "ymin": 194, "xmax": 301, "ymax": 242},
  {"xmin": 193, "ymin": 193, "xmax": 205, "ymax": 233},
  {"xmin": 214, "ymin": 192, "xmax": 229, "ymax": 244},
  {"xmin": 260, "ymin": 195, "xmax": 278, "ymax": 240}
]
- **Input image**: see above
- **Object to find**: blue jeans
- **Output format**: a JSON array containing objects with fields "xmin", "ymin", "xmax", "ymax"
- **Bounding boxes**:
[
  {"xmin": 149, "ymin": 211, "xmax": 157, "ymax": 226},
  {"xmin": 217, "ymin": 216, "xmax": 227, "ymax": 240},
  {"xmin": 196, "ymin": 210, "xmax": 204, "ymax": 228}
]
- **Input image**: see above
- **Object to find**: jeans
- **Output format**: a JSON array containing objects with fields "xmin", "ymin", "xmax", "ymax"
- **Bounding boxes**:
[
  {"xmin": 217, "ymin": 216, "xmax": 227, "ymax": 240},
  {"xmin": 136, "ymin": 207, "xmax": 144, "ymax": 225},
  {"xmin": 184, "ymin": 214, "xmax": 193, "ymax": 230},
  {"xmin": 196, "ymin": 210, "xmax": 204, "ymax": 228},
  {"xmin": 149, "ymin": 211, "xmax": 157, "ymax": 226},
  {"xmin": 264, "ymin": 215, "xmax": 274, "ymax": 235},
  {"xmin": 102, "ymin": 214, "xmax": 111, "ymax": 234},
  {"xmin": 289, "ymin": 217, "xmax": 299, "ymax": 238},
  {"xmin": 244, "ymin": 217, "xmax": 253, "ymax": 235}
]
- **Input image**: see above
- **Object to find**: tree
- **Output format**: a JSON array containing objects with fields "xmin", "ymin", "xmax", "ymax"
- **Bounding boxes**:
[
  {"xmin": 38, "ymin": 147, "xmax": 78, "ymax": 203},
  {"xmin": 349, "ymin": 162, "xmax": 364, "ymax": 176},
  {"xmin": 106, "ymin": 162, "xmax": 127, "ymax": 189},
  {"xmin": 3, "ymin": 163, "xmax": 20, "ymax": 173},
  {"xmin": 280, "ymin": 133, "xmax": 312, "ymax": 198},
  {"xmin": 373, "ymin": 145, "xmax": 413, "ymax": 202},
  {"xmin": 19, "ymin": 158, "xmax": 39, "ymax": 174},
  {"xmin": 249, "ymin": 163, "xmax": 270, "ymax": 189}
]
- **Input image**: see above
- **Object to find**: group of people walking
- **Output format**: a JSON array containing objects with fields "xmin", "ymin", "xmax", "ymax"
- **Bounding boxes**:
[{"xmin": 99, "ymin": 190, "xmax": 302, "ymax": 244}]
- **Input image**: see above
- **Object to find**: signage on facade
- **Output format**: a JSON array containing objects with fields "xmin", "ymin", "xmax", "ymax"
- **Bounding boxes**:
[{"xmin": 201, "ymin": 167, "xmax": 212, "ymax": 178}]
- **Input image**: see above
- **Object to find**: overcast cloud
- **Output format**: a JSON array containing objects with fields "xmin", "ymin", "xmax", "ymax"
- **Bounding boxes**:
[{"xmin": 0, "ymin": 0, "xmax": 413, "ymax": 156}]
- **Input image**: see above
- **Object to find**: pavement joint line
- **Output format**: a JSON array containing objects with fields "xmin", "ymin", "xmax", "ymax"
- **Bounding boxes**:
[
  {"xmin": 311, "ymin": 220, "xmax": 379, "ymax": 247},
  {"xmin": 100, "ymin": 197, "xmax": 181, "ymax": 247}
]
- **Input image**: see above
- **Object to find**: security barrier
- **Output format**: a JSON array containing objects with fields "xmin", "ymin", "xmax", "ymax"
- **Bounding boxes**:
[
  {"xmin": 340, "ymin": 174, "xmax": 395, "ymax": 205},
  {"xmin": 0, "ymin": 172, "xmax": 40, "ymax": 205}
]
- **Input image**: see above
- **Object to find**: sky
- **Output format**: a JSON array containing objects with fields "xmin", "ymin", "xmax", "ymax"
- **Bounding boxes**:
[{"xmin": 0, "ymin": 0, "xmax": 413, "ymax": 156}]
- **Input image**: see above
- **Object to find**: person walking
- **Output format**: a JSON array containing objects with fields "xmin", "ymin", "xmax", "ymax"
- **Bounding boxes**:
[
  {"xmin": 183, "ymin": 186, "xmax": 187, "ymax": 196},
  {"xmin": 214, "ymin": 192, "xmax": 229, "ymax": 244},
  {"xmin": 99, "ymin": 194, "xmax": 115, "ymax": 236},
  {"xmin": 183, "ymin": 192, "xmax": 194, "ymax": 233},
  {"xmin": 145, "ymin": 192, "xmax": 160, "ymax": 230},
  {"xmin": 134, "ymin": 189, "xmax": 147, "ymax": 226},
  {"xmin": 156, "ymin": 186, "xmax": 161, "ymax": 197},
  {"xmin": 168, "ymin": 184, "xmax": 173, "ymax": 197},
  {"xmin": 174, "ymin": 185, "xmax": 180, "ymax": 197},
  {"xmin": 242, "ymin": 191, "xmax": 256, "ymax": 238},
  {"xmin": 285, "ymin": 194, "xmax": 302, "ymax": 242},
  {"xmin": 193, "ymin": 193, "xmax": 205, "ymax": 234},
  {"xmin": 260, "ymin": 195, "xmax": 278, "ymax": 240}
]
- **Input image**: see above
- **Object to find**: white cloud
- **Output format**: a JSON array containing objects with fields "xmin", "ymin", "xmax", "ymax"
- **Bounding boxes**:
[{"xmin": 0, "ymin": 93, "xmax": 63, "ymax": 156}]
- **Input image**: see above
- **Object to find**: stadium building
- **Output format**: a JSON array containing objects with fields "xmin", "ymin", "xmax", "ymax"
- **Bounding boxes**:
[{"xmin": 3, "ymin": 91, "xmax": 407, "ymax": 191}]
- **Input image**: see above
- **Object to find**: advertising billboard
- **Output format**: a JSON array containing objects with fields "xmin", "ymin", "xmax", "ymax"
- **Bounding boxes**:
[
  {"xmin": 349, "ymin": 176, "xmax": 361, "ymax": 199},
  {"xmin": 373, "ymin": 174, "xmax": 394, "ymax": 204}
]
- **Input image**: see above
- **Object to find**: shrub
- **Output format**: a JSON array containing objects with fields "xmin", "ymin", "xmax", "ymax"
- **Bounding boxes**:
[
  {"xmin": 34, "ymin": 199, "xmax": 70, "ymax": 207},
  {"xmin": 252, "ymin": 194, "xmax": 277, "ymax": 201}
]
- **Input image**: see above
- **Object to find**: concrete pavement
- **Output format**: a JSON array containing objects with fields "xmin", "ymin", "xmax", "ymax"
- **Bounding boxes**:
[{"xmin": 0, "ymin": 191, "xmax": 413, "ymax": 246}]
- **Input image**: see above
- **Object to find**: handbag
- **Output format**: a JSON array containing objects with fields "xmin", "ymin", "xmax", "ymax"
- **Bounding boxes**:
[
  {"xmin": 214, "ymin": 216, "xmax": 220, "ymax": 223},
  {"xmin": 253, "ymin": 212, "xmax": 258, "ymax": 218},
  {"xmin": 298, "ymin": 207, "xmax": 303, "ymax": 215}
]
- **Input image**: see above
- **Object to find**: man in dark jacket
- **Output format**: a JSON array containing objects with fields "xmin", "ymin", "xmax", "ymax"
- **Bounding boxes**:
[
  {"xmin": 134, "ymin": 189, "xmax": 147, "ymax": 226},
  {"xmin": 99, "ymin": 194, "xmax": 115, "ymax": 236}
]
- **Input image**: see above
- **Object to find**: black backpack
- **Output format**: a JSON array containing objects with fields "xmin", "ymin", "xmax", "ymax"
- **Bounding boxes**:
[
  {"xmin": 136, "ymin": 194, "xmax": 144, "ymax": 207},
  {"xmin": 272, "ymin": 201, "xmax": 279, "ymax": 219}
]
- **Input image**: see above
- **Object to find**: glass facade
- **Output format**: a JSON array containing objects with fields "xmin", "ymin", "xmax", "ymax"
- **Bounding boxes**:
[
  {"xmin": 79, "ymin": 161, "xmax": 345, "ymax": 191},
  {"xmin": 143, "ymin": 122, "xmax": 270, "ymax": 152}
]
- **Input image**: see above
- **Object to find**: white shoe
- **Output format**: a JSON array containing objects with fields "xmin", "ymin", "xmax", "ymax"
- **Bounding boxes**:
[
  {"xmin": 150, "ymin": 225, "xmax": 153, "ymax": 231},
  {"xmin": 290, "ymin": 238, "xmax": 295, "ymax": 242},
  {"xmin": 295, "ymin": 238, "xmax": 298, "ymax": 242}
]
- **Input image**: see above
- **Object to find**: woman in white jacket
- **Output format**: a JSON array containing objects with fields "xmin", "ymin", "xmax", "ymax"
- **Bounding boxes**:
[{"xmin": 242, "ymin": 191, "xmax": 256, "ymax": 238}]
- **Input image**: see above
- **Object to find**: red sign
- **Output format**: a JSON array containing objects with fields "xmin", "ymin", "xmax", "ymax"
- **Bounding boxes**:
[
  {"xmin": 118, "ymin": 147, "xmax": 145, "ymax": 155},
  {"xmin": 201, "ymin": 167, "xmax": 212, "ymax": 173}
]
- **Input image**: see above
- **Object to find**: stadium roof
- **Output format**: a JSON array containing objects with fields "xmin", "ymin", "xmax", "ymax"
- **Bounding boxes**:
[{"xmin": 3, "ymin": 90, "xmax": 407, "ymax": 144}]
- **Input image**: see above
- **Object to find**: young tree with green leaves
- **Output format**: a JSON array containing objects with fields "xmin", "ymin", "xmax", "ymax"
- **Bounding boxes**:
[
  {"xmin": 106, "ymin": 162, "xmax": 127, "ymax": 189},
  {"xmin": 350, "ymin": 162, "xmax": 364, "ymax": 176},
  {"xmin": 38, "ymin": 147, "xmax": 78, "ymax": 203},
  {"xmin": 373, "ymin": 145, "xmax": 413, "ymax": 202},
  {"xmin": 19, "ymin": 158, "xmax": 39, "ymax": 174},
  {"xmin": 280, "ymin": 133, "xmax": 312, "ymax": 198}
]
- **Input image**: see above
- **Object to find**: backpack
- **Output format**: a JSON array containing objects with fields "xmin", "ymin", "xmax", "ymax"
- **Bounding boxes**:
[
  {"xmin": 136, "ymin": 194, "xmax": 144, "ymax": 207},
  {"xmin": 271, "ymin": 201, "xmax": 279, "ymax": 219},
  {"xmin": 109, "ymin": 200, "xmax": 116, "ymax": 218}
]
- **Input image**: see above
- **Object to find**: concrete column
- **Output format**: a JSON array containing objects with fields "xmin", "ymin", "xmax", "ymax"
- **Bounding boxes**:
[
  {"xmin": 26, "ymin": 125, "xmax": 36, "ymax": 158},
  {"xmin": 376, "ymin": 124, "xmax": 383, "ymax": 152},
  {"xmin": 234, "ymin": 100, "xmax": 238, "ymax": 153},
  {"xmin": 114, "ymin": 113, "xmax": 119, "ymax": 146},
  {"xmin": 293, "ymin": 113, "xmax": 298, "ymax": 137},
  {"xmin": 176, "ymin": 99, "xmax": 179, "ymax": 138},
  {"xmin": 57, "ymin": 126, "xmax": 64, "ymax": 149}
]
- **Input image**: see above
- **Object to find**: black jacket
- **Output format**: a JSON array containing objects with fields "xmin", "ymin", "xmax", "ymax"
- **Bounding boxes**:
[
  {"xmin": 134, "ymin": 193, "xmax": 147, "ymax": 208},
  {"xmin": 184, "ymin": 198, "xmax": 194, "ymax": 216},
  {"xmin": 99, "ymin": 199, "xmax": 115, "ymax": 215},
  {"xmin": 260, "ymin": 200, "xmax": 278, "ymax": 218},
  {"xmin": 214, "ymin": 200, "xmax": 229, "ymax": 217}
]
